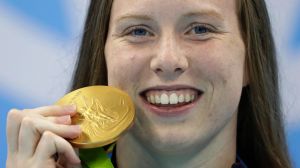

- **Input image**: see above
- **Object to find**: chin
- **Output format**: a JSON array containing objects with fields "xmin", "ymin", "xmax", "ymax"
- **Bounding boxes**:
[{"xmin": 135, "ymin": 123, "xmax": 206, "ymax": 154}]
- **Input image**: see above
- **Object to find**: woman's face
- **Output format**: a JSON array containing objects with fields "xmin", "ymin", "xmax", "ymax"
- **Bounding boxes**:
[{"xmin": 105, "ymin": 0, "xmax": 246, "ymax": 152}]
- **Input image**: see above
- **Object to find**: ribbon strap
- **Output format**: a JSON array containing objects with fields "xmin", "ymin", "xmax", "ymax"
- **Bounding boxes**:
[{"xmin": 79, "ymin": 147, "xmax": 114, "ymax": 168}]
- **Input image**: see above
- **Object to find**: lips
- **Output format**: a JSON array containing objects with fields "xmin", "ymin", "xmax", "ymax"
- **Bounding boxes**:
[{"xmin": 139, "ymin": 85, "xmax": 203, "ymax": 116}]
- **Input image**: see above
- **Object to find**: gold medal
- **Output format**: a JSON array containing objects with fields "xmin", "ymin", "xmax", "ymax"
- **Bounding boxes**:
[{"xmin": 55, "ymin": 86, "xmax": 135, "ymax": 148}]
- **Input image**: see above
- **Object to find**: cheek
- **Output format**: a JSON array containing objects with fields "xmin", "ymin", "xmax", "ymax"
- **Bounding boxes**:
[
  {"xmin": 189, "ymin": 39, "xmax": 245, "ymax": 119},
  {"xmin": 105, "ymin": 45, "xmax": 149, "ymax": 91},
  {"xmin": 190, "ymin": 40, "xmax": 245, "ymax": 87}
]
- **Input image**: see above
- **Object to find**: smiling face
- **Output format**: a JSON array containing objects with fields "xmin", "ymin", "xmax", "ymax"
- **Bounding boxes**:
[{"xmin": 105, "ymin": 0, "xmax": 246, "ymax": 153}]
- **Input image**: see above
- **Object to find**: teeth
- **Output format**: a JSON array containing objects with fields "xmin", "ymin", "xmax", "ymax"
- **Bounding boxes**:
[
  {"xmin": 145, "ymin": 89, "xmax": 198, "ymax": 105},
  {"xmin": 178, "ymin": 94, "xmax": 184, "ymax": 103},
  {"xmin": 169, "ymin": 93, "xmax": 178, "ymax": 104},
  {"xmin": 160, "ymin": 93, "xmax": 169, "ymax": 105},
  {"xmin": 150, "ymin": 95, "xmax": 155, "ymax": 104},
  {"xmin": 155, "ymin": 95, "xmax": 161, "ymax": 104},
  {"xmin": 185, "ymin": 94, "xmax": 191, "ymax": 102},
  {"xmin": 147, "ymin": 96, "xmax": 151, "ymax": 102},
  {"xmin": 191, "ymin": 94, "xmax": 195, "ymax": 101}
]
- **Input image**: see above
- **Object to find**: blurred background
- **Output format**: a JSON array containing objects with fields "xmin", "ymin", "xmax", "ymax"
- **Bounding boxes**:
[{"xmin": 0, "ymin": 0, "xmax": 299, "ymax": 167}]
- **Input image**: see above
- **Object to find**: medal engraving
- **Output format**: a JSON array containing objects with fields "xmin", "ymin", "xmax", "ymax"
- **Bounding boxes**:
[{"xmin": 56, "ymin": 86, "xmax": 135, "ymax": 148}]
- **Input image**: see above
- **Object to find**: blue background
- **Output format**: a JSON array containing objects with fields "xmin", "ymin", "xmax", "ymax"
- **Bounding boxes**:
[{"xmin": 0, "ymin": 0, "xmax": 299, "ymax": 167}]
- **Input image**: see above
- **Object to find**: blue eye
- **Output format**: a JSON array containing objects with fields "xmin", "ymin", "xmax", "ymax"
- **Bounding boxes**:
[
  {"xmin": 185, "ymin": 23, "xmax": 217, "ymax": 40},
  {"xmin": 193, "ymin": 25, "xmax": 209, "ymax": 34},
  {"xmin": 123, "ymin": 25, "xmax": 154, "ymax": 43},
  {"xmin": 131, "ymin": 28, "xmax": 148, "ymax": 36}
]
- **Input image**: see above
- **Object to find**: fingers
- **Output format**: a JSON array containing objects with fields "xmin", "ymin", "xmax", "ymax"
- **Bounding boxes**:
[
  {"xmin": 57, "ymin": 156, "xmax": 82, "ymax": 168},
  {"xmin": 47, "ymin": 115, "xmax": 72, "ymax": 125},
  {"xmin": 6, "ymin": 105, "xmax": 77, "ymax": 154},
  {"xmin": 18, "ymin": 117, "xmax": 81, "ymax": 158},
  {"xmin": 6, "ymin": 108, "xmax": 24, "ymax": 154},
  {"xmin": 34, "ymin": 131, "xmax": 81, "ymax": 166},
  {"xmin": 17, "ymin": 116, "xmax": 40, "ymax": 158},
  {"xmin": 6, "ymin": 105, "xmax": 81, "ymax": 168},
  {"xmin": 31, "ymin": 105, "xmax": 77, "ymax": 117}
]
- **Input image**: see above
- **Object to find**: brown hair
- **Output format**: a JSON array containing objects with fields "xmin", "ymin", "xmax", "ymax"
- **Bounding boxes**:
[
  {"xmin": 71, "ymin": 0, "xmax": 292, "ymax": 167},
  {"xmin": 236, "ymin": 0, "xmax": 292, "ymax": 167}
]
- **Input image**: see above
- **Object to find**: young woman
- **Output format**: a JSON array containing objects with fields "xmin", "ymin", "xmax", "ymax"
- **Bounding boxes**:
[{"xmin": 6, "ymin": 0, "xmax": 292, "ymax": 167}]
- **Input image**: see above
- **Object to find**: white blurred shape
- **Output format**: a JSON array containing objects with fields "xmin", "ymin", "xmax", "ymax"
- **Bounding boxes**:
[
  {"xmin": 266, "ymin": 0, "xmax": 300, "ymax": 127},
  {"xmin": 0, "ymin": 1, "xmax": 89, "ymax": 105}
]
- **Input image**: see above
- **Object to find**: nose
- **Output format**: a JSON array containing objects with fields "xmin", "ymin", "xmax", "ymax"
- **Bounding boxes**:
[{"xmin": 150, "ymin": 35, "xmax": 188, "ymax": 81}]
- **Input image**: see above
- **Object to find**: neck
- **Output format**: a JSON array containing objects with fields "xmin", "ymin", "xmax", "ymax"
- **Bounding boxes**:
[{"xmin": 116, "ymin": 115, "xmax": 237, "ymax": 168}]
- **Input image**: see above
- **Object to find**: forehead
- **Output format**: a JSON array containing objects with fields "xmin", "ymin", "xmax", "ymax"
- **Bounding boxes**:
[{"xmin": 110, "ymin": 0, "xmax": 237, "ymax": 21}]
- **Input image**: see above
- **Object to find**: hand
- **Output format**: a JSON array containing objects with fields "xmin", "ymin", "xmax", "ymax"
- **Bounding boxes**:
[{"xmin": 6, "ymin": 105, "xmax": 82, "ymax": 168}]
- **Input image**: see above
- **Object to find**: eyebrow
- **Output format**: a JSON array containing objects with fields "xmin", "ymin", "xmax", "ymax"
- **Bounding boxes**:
[
  {"xmin": 116, "ymin": 9, "xmax": 224, "ymax": 23},
  {"xmin": 116, "ymin": 14, "xmax": 153, "ymax": 23},
  {"xmin": 182, "ymin": 10, "xmax": 224, "ymax": 21}
]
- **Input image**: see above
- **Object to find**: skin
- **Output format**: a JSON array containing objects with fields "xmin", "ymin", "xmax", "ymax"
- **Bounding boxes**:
[
  {"xmin": 105, "ymin": 0, "xmax": 246, "ymax": 167},
  {"xmin": 6, "ymin": 0, "xmax": 246, "ymax": 167},
  {"xmin": 6, "ymin": 106, "xmax": 82, "ymax": 168}
]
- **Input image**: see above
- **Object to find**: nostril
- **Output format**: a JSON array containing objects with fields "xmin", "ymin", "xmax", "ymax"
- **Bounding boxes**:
[
  {"xmin": 155, "ymin": 67, "xmax": 183, "ymax": 74},
  {"xmin": 155, "ymin": 68, "xmax": 163, "ymax": 73},
  {"xmin": 175, "ymin": 68, "xmax": 182, "ymax": 72}
]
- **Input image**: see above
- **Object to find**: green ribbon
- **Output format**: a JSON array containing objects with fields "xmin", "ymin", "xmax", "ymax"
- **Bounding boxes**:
[{"xmin": 79, "ymin": 147, "xmax": 114, "ymax": 168}]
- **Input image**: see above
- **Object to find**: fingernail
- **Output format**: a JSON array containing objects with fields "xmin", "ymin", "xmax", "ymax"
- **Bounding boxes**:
[{"xmin": 64, "ymin": 105, "xmax": 76, "ymax": 112}]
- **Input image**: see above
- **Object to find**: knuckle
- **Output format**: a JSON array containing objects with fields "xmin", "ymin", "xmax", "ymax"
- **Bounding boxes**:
[
  {"xmin": 42, "ymin": 131, "xmax": 55, "ymax": 140},
  {"xmin": 8, "ymin": 108, "xmax": 19, "ymax": 114},
  {"xmin": 7, "ymin": 109, "xmax": 21, "ymax": 121},
  {"xmin": 21, "ymin": 116, "xmax": 35, "ymax": 127},
  {"xmin": 22, "ymin": 108, "xmax": 31, "ymax": 113}
]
